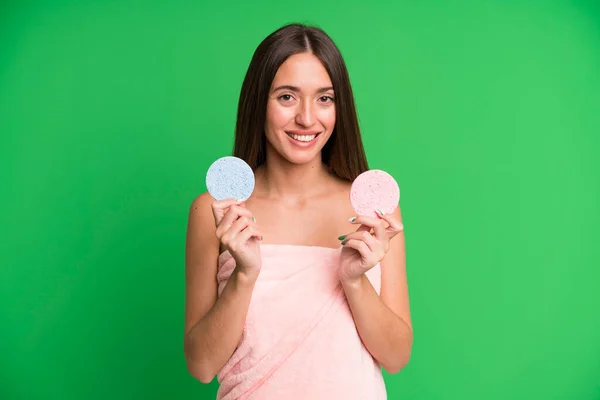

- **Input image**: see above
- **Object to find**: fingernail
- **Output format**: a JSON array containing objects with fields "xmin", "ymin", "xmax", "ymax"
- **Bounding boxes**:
[
  {"xmin": 376, "ymin": 208, "xmax": 385, "ymax": 216},
  {"xmin": 236, "ymin": 198, "xmax": 245, "ymax": 203},
  {"xmin": 399, "ymin": 224, "xmax": 404, "ymax": 231},
  {"xmin": 341, "ymin": 240, "xmax": 348, "ymax": 245},
  {"xmin": 260, "ymin": 236, "xmax": 264, "ymax": 241},
  {"xmin": 252, "ymin": 216, "xmax": 256, "ymax": 223},
  {"xmin": 338, "ymin": 235, "xmax": 346, "ymax": 240},
  {"xmin": 348, "ymin": 217, "xmax": 356, "ymax": 223}
]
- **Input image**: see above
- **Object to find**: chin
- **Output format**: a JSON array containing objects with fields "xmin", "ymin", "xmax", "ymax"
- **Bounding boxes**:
[
  {"xmin": 283, "ymin": 151, "xmax": 322, "ymax": 165},
  {"xmin": 282, "ymin": 133, "xmax": 331, "ymax": 165}
]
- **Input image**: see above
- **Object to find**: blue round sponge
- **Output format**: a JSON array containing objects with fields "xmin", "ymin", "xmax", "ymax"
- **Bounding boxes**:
[{"xmin": 206, "ymin": 156, "xmax": 255, "ymax": 201}]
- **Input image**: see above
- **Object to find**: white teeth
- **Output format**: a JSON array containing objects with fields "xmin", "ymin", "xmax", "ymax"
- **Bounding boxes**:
[{"xmin": 288, "ymin": 133, "xmax": 317, "ymax": 142}]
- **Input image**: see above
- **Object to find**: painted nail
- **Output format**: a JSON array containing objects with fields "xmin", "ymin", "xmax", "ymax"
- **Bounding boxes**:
[
  {"xmin": 341, "ymin": 240, "xmax": 348, "ymax": 245},
  {"xmin": 338, "ymin": 235, "xmax": 346, "ymax": 240},
  {"xmin": 348, "ymin": 217, "xmax": 356, "ymax": 223},
  {"xmin": 260, "ymin": 236, "xmax": 264, "ymax": 241},
  {"xmin": 376, "ymin": 208, "xmax": 385, "ymax": 216},
  {"xmin": 252, "ymin": 216, "xmax": 256, "ymax": 223}
]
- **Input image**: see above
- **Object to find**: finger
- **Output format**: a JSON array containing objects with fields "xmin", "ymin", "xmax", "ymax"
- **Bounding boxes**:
[
  {"xmin": 234, "ymin": 224, "xmax": 263, "ymax": 246},
  {"xmin": 349, "ymin": 215, "xmax": 384, "ymax": 228},
  {"xmin": 343, "ymin": 230, "xmax": 384, "ymax": 256},
  {"xmin": 372, "ymin": 220, "xmax": 386, "ymax": 240},
  {"xmin": 349, "ymin": 216, "xmax": 386, "ymax": 239},
  {"xmin": 223, "ymin": 205, "xmax": 254, "ymax": 223},
  {"xmin": 212, "ymin": 198, "xmax": 244, "ymax": 224},
  {"xmin": 342, "ymin": 239, "xmax": 372, "ymax": 259},
  {"xmin": 375, "ymin": 210, "xmax": 404, "ymax": 236},
  {"xmin": 344, "ymin": 238, "xmax": 382, "ymax": 268},
  {"xmin": 227, "ymin": 214, "xmax": 263, "ymax": 239},
  {"xmin": 223, "ymin": 219, "xmax": 263, "ymax": 250},
  {"xmin": 212, "ymin": 198, "xmax": 244, "ymax": 213},
  {"xmin": 338, "ymin": 224, "xmax": 375, "ymax": 241},
  {"xmin": 341, "ymin": 230, "xmax": 373, "ymax": 246},
  {"xmin": 214, "ymin": 197, "xmax": 244, "ymax": 206},
  {"xmin": 357, "ymin": 224, "xmax": 371, "ymax": 233},
  {"xmin": 235, "ymin": 217, "xmax": 263, "ymax": 240},
  {"xmin": 221, "ymin": 215, "xmax": 250, "ymax": 245},
  {"xmin": 216, "ymin": 206, "xmax": 254, "ymax": 238}
]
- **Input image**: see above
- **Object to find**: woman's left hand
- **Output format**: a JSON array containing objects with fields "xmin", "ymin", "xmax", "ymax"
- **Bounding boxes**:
[{"xmin": 338, "ymin": 210, "xmax": 404, "ymax": 284}]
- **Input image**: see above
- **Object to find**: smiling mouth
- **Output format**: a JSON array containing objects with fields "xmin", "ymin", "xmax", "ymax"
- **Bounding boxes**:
[{"xmin": 286, "ymin": 132, "xmax": 320, "ymax": 142}]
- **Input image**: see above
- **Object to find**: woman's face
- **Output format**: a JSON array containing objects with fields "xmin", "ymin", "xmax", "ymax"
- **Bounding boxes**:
[{"xmin": 265, "ymin": 52, "xmax": 336, "ymax": 165}]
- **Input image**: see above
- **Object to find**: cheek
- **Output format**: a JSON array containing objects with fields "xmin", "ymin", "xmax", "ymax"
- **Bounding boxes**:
[
  {"xmin": 266, "ymin": 103, "xmax": 295, "ymax": 129},
  {"xmin": 319, "ymin": 107, "xmax": 336, "ymax": 130}
]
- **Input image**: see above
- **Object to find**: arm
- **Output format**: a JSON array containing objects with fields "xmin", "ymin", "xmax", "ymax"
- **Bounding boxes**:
[
  {"xmin": 340, "ymin": 207, "xmax": 413, "ymax": 374},
  {"xmin": 183, "ymin": 193, "xmax": 258, "ymax": 383}
]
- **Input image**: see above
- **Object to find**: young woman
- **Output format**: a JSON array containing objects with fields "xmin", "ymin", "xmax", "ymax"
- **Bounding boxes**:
[{"xmin": 184, "ymin": 23, "xmax": 413, "ymax": 399}]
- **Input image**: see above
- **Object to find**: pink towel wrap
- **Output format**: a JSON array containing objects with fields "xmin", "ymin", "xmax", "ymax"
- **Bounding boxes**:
[{"xmin": 215, "ymin": 244, "xmax": 387, "ymax": 399}]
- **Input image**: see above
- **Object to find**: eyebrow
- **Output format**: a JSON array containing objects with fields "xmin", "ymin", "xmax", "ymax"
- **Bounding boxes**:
[{"xmin": 272, "ymin": 85, "xmax": 334, "ymax": 93}]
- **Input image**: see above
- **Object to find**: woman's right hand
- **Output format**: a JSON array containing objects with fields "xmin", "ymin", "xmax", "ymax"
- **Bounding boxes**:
[{"xmin": 211, "ymin": 198, "xmax": 263, "ymax": 280}]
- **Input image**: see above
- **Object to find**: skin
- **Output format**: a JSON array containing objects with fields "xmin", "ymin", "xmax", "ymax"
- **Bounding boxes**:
[{"xmin": 183, "ymin": 52, "xmax": 413, "ymax": 384}]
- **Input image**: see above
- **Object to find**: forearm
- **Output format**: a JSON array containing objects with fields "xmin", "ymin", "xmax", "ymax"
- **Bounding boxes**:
[
  {"xmin": 184, "ymin": 270, "xmax": 257, "ymax": 382},
  {"xmin": 341, "ymin": 274, "xmax": 413, "ymax": 373}
]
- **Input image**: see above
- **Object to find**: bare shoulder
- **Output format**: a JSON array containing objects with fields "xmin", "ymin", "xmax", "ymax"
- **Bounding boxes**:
[
  {"xmin": 186, "ymin": 192, "xmax": 219, "ymax": 255},
  {"xmin": 184, "ymin": 191, "xmax": 219, "ymax": 336},
  {"xmin": 189, "ymin": 191, "xmax": 215, "ymax": 216}
]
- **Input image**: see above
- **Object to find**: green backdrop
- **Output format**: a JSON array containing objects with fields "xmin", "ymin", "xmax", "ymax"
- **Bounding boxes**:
[{"xmin": 2, "ymin": 1, "xmax": 599, "ymax": 399}]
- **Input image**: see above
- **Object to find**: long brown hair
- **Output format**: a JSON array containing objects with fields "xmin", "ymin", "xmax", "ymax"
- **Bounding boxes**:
[{"xmin": 233, "ymin": 23, "xmax": 368, "ymax": 181}]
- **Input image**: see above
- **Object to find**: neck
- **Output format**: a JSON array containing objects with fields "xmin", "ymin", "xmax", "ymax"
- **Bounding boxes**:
[{"xmin": 256, "ymin": 150, "xmax": 331, "ymax": 200}]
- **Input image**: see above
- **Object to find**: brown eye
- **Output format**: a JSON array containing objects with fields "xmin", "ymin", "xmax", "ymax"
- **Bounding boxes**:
[{"xmin": 279, "ymin": 94, "xmax": 293, "ymax": 101}]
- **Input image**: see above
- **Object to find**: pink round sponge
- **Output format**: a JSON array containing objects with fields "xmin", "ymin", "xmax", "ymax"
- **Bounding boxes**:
[{"xmin": 350, "ymin": 170, "xmax": 400, "ymax": 216}]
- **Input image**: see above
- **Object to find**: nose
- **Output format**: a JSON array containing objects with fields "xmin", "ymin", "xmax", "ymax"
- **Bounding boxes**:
[{"xmin": 294, "ymin": 100, "xmax": 316, "ymax": 127}]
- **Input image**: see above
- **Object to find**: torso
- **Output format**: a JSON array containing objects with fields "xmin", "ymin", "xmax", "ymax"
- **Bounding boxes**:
[{"xmin": 212, "ymin": 170, "xmax": 387, "ymax": 399}]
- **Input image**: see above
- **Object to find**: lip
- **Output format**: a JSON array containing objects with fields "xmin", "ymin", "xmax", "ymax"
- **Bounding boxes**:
[
  {"xmin": 285, "ymin": 130, "xmax": 321, "ymax": 148},
  {"xmin": 286, "ymin": 130, "xmax": 321, "ymax": 135}
]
